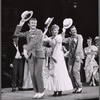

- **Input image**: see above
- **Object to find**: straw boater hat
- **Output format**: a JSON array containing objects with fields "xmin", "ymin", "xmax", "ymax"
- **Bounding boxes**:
[
  {"xmin": 63, "ymin": 18, "xmax": 73, "ymax": 29},
  {"xmin": 45, "ymin": 17, "xmax": 54, "ymax": 27},
  {"xmin": 21, "ymin": 10, "xmax": 33, "ymax": 21}
]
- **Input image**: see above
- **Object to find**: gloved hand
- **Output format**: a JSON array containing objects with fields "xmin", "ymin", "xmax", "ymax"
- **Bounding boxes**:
[
  {"xmin": 23, "ymin": 49, "xmax": 29, "ymax": 59},
  {"xmin": 18, "ymin": 19, "xmax": 26, "ymax": 26},
  {"xmin": 9, "ymin": 63, "xmax": 13, "ymax": 68}
]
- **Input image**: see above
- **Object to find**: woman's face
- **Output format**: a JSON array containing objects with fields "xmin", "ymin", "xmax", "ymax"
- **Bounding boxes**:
[
  {"xmin": 87, "ymin": 39, "xmax": 92, "ymax": 46},
  {"xmin": 51, "ymin": 28, "xmax": 59, "ymax": 36}
]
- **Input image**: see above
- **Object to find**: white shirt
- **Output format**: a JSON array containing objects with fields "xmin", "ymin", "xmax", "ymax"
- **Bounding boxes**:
[{"xmin": 14, "ymin": 43, "xmax": 22, "ymax": 59}]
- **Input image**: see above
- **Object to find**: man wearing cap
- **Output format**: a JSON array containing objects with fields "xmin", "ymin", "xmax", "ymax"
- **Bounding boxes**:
[
  {"xmin": 7, "ymin": 36, "xmax": 23, "ymax": 92},
  {"xmin": 62, "ymin": 25, "xmax": 84, "ymax": 93},
  {"xmin": 13, "ymin": 16, "xmax": 45, "ymax": 98}
]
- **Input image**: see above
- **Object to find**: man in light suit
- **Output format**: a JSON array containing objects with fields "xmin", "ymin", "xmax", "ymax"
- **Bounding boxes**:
[
  {"xmin": 62, "ymin": 25, "xmax": 84, "ymax": 93},
  {"xmin": 14, "ymin": 18, "xmax": 45, "ymax": 99}
]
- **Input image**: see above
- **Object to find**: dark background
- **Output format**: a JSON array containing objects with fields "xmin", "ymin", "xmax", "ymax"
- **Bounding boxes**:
[{"xmin": 1, "ymin": 0, "xmax": 99, "ymax": 88}]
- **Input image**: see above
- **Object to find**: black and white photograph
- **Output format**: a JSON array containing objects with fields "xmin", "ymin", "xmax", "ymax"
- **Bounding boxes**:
[{"xmin": 1, "ymin": 0, "xmax": 99, "ymax": 100}]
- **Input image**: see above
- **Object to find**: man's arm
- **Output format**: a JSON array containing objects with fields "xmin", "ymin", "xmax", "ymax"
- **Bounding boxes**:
[
  {"xmin": 14, "ymin": 20, "xmax": 27, "ymax": 37},
  {"xmin": 75, "ymin": 35, "xmax": 84, "ymax": 59},
  {"xmin": 62, "ymin": 28, "xmax": 69, "ymax": 43}
]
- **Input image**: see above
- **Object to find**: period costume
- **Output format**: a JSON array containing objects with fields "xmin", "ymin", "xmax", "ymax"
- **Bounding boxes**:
[
  {"xmin": 14, "ymin": 25, "xmax": 45, "ymax": 93},
  {"xmin": 44, "ymin": 34, "xmax": 73, "ymax": 91},
  {"xmin": 84, "ymin": 45, "xmax": 99, "ymax": 84},
  {"xmin": 7, "ymin": 40, "xmax": 23, "ymax": 91},
  {"xmin": 62, "ymin": 33, "xmax": 84, "ymax": 92}
]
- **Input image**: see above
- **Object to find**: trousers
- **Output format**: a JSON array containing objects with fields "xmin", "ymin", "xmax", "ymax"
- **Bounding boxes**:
[
  {"xmin": 68, "ymin": 58, "xmax": 82, "ymax": 88},
  {"xmin": 12, "ymin": 58, "xmax": 23, "ymax": 88},
  {"xmin": 28, "ymin": 55, "xmax": 45, "ymax": 93}
]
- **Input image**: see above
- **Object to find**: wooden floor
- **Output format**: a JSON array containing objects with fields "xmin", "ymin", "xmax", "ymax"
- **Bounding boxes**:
[{"xmin": 1, "ymin": 86, "xmax": 99, "ymax": 100}]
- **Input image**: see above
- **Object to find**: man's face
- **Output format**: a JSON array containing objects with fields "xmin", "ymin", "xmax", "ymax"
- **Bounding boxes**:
[
  {"xmin": 95, "ymin": 39, "xmax": 99, "ymax": 45},
  {"xmin": 28, "ymin": 20, "xmax": 37, "ymax": 30},
  {"xmin": 70, "ymin": 26, "xmax": 77, "ymax": 35}
]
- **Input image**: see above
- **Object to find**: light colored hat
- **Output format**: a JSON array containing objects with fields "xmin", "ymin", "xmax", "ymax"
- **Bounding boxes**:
[
  {"xmin": 95, "ymin": 36, "xmax": 99, "ymax": 40},
  {"xmin": 63, "ymin": 18, "xmax": 73, "ymax": 29},
  {"xmin": 45, "ymin": 17, "xmax": 54, "ymax": 27},
  {"xmin": 21, "ymin": 11, "xmax": 33, "ymax": 21}
]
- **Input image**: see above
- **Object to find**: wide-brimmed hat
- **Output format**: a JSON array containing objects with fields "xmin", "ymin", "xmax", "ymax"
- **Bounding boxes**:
[
  {"xmin": 63, "ymin": 18, "xmax": 73, "ymax": 29},
  {"xmin": 45, "ymin": 17, "xmax": 54, "ymax": 27},
  {"xmin": 21, "ymin": 10, "xmax": 33, "ymax": 22}
]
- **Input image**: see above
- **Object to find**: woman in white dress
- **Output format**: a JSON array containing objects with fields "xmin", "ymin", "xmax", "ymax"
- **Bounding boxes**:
[{"xmin": 43, "ymin": 24, "xmax": 73, "ymax": 96}]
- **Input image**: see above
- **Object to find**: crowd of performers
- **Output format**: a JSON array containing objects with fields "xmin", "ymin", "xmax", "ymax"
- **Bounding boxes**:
[{"xmin": 7, "ymin": 11, "xmax": 99, "ymax": 99}]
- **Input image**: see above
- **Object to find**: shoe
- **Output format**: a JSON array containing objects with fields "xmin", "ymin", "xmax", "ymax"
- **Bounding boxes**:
[
  {"xmin": 58, "ymin": 91, "xmax": 62, "ymax": 96},
  {"xmin": 72, "ymin": 88, "xmax": 78, "ymax": 93},
  {"xmin": 53, "ymin": 91, "xmax": 57, "ymax": 96},
  {"xmin": 36, "ymin": 92, "xmax": 45, "ymax": 99},
  {"xmin": 32, "ymin": 93, "xmax": 39, "ymax": 99},
  {"xmin": 11, "ymin": 88, "xmax": 16, "ymax": 92},
  {"xmin": 76, "ymin": 88, "xmax": 82, "ymax": 93},
  {"xmin": 18, "ymin": 87, "xmax": 23, "ymax": 91}
]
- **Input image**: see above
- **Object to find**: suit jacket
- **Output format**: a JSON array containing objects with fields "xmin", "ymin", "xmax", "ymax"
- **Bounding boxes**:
[
  {"xmin": 62, "ymin": 34, "xmax": 84, "ymax": 60},
  {"xmin": 14, "ymin": 25, "xmax": 45, "ymax": 58},
  {"xmin": 7, "ymin": 42, "xmax": 23, "ymax": 65}
]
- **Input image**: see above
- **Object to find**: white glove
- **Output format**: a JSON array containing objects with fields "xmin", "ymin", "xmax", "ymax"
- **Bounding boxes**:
[
  {"xmin": 62, "ymin": 27, "xmax": 66, "ymax": 33},
  {"xmin": 10, "ymin": 64, "xmax": 13, "ymax": 68},
  {"xmin": 18, "ymin": 19, "xmax": 26, "ymax": 26},
  {"xmin": 23, "ymin": 49, "xmax": 29, "ymax": 59}
]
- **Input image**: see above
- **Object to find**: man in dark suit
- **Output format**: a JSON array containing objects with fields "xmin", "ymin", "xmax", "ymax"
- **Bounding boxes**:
[
  {"xmin": 14, "ymin": 18, "xmax": 45, "ymax": 99},
  {"xmin": 7, "ymin": 36, "xmax": 23, "ymax": 92}
]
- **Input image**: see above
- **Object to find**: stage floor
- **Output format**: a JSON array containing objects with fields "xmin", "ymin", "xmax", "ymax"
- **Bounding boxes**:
[{"xmin": 1, "ymin": 86, "xmax": 99, "ymax": 100}]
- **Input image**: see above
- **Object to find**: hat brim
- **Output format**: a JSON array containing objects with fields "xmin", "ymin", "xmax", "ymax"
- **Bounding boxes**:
[
  {"xmin": 21, "ymin": 11, "xmax": 33, "ymax": 22},
  {"xmin": 63, "ymin": 18, "xmax": 73, "ymax": 29},
  {"xmin": 45, "ymin": 17, "xmax": 54, "ymax": 27}
]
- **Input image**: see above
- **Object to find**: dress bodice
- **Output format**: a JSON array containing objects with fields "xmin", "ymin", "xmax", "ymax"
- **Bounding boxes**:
[{"xmin": 84, "ymin": 45, "xmax": 98, "ymax": 58}]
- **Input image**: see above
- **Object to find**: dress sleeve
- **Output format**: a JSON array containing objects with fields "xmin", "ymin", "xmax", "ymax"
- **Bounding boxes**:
[
  {"xmin": 91, "ymin": 45, "xmax": 98, "ymax": 56},
  {"xmin": 92, "ymin": 45, "xmax": 98, "ymax": 52}
]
